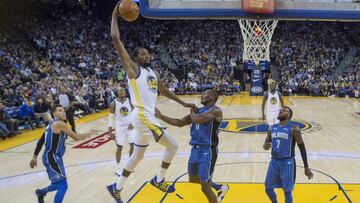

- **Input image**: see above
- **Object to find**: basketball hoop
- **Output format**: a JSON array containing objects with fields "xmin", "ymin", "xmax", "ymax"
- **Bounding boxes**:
[{"xmin": 238, "ymin": 19, "xmax": 278, "ymax": 65}]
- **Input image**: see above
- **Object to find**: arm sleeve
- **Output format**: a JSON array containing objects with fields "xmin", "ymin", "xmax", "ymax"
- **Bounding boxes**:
[{"xmin": 34, "ymin": 133, "xmax": 45, "ymax": 156}]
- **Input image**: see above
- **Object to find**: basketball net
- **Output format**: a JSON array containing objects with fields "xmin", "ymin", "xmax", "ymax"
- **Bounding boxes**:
[{"xmin": 238, "ymin": 19, "xmax": 278, "ymax": 65}]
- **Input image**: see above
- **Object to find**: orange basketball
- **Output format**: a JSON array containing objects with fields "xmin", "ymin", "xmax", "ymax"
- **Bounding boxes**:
[{"xmin": 118, "ymin": 0, "xmax": 139, "ymax": 22}]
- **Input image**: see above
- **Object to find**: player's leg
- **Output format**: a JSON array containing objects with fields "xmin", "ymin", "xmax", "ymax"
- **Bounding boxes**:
[
  {"xmin": 107, "ymin": 130, "xmax": 151, "ymax": 202},
  {"xmin": 126, "ymin": 128, "xmax": 136, "ymax": 156},
  {"xmin": 115, "ymin": 145, "xmax": 123, "ymax": 175},
  {"xmin": 116, "ymin": 144, "xmax": 148, "ymax": 189},
  {"xmin": 201, "ymin": 180, "xmax": 217, "ymax": 203},
  {"xmin": 199, "ymin": 147, "xmax": 219, "ymax": 203},
  {"xmin": 53, "ymin": 179, "xmax": 68, "ymax": 203},
  {"xmin": 281, "ymin": 158, "xmax": 296, "ymax": 203},
  {"xmin": 115, "ymin": 126, "xmax": 125, "ymax": 174},
  {"xmin": 150, "ymin": 130, "xmax": 178, "ymax": 192},
  {"xmin": 265, "ymin": 159, "xmax": 280, "ymax": 203},
  {"xmin": 37, "ymin": 160, "xmax": 68, "ymax": 203},
  {"xmin": 207, "ymin": 148, "xmax": 229, "ymax": 202},
  {"xmin": 188, "ymin": 147, "xmax": 200, "ymax": 183}
]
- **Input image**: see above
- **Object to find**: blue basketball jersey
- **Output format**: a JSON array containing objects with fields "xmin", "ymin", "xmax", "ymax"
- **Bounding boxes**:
[
  {"xmin": 189, "ymin": 106, "xmax": 220, "ymax": 147},
  {"xmin": 43, "ymin": 119, "xmax": 66, "ymax": 159},
  {"xmin": 270, "ymin": 123, "xmax": 295, "ymax": 159}
]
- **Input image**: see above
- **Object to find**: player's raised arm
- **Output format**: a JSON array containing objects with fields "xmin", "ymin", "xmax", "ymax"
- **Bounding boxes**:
[
  {"xmin": 155, "ymin": 108, "xmax": 192, "ymax": 127},
  {"xmin": 155, "ymin": 72, "xmax": 195, "ymax": 108},
  {"xmin": 111, "ymin": 3, "xmax": 138, "ymax": 79},
  {"xmin": 279, "ymin": 92, "xmax": 285, "ymax": 107},
  {"xmin": 190, "ymin": 106, "xmax": 222, "ymax": 124},
  {"xmin": 261, "ymin": 92, "xmax": 268, "ymax": 120},
  {"xmin": 53, "ymin": 121, "xmax": 95, "ymax": 141},
  {"xmin": 292, "ymin": 125, "xmax": 313, "ymax": 180}
]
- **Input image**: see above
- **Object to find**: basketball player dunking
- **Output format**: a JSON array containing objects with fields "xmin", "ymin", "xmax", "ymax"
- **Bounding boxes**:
[
  {"xmin": 107, "ymin": 3, "xmax": 195, "ymax": 202},
  {"xmin": 263, "ymin": 106, "xmax": 313, "ymax": 203},
  {"xmin": 108, "ymin": 87, "xmax": 135, "ymax": 176},
  {"xmin": 155, "ymin": 90, "xmax": 229, "ymax": 203},
  {"xmin": 262, "ymin": 79, "xmax": 284, "ymax": 128},
  {"xmin": 29, "ymin": 104, "xmax": 96, "ymax": 203}
]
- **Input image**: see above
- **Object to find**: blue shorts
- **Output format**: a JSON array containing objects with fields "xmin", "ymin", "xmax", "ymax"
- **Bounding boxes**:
[
  {"xmin": 42, "ymin": 153, "xmax": 67, "ymax": 184},
  {"xmin": 188, "ymin": 146, "xmax": 218, "ymax": 183},
  {"xmin": 265, "ymin": 157, "xmax": 296, "ymax": 192}
]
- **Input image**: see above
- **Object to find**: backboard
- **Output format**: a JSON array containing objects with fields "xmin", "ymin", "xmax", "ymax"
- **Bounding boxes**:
[{"xmin": 139, "ymin": 0, "xmax": 360, "ymax": 21}]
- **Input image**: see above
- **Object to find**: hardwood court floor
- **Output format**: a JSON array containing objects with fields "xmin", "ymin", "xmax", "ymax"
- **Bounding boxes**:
[{"xmin": 0, "ymin": 94, "xmax": 359, "ymax": 203}]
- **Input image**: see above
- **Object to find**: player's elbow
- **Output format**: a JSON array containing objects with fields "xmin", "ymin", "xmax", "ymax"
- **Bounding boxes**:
[{"xmin": 111, "ymin": 32, "xmax": 120, "ymax": 39}]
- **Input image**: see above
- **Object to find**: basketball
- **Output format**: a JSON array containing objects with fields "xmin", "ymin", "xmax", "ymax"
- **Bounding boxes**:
[{"xmin": 118, "ymin": 0, "xmax": 139, "ymax": 22}]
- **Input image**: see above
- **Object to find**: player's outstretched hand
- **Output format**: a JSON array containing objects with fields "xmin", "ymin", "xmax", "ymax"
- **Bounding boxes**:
[
  {"xmin": 263, "ymin": 142, "xmax": 271, "ymax": 150},
  {"xmin": 305, "ymin": 167, "xmax": 313, "ymax": 180},
  {"xmin": 30, "ymin": 158, "xmax": 37, "ymax": 169}
]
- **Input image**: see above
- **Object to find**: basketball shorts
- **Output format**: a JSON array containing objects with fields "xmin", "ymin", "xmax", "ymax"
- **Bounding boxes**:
[
  {"xmin": 265, "ymin": 157, "xmax": 296, "ymax": 192},
  {"xmin": 266, "ymin": 111, "xmax": 280, "ymax": 126},
  {"xmin": 131, "ymin": 109, "xmax": 165, "ymax": 147},
  {"xmin": 42, "ymin": 153, "xmax": 67, "ymax": 184},
  {"xmin": 188, "ymin": 146, "xmax": 218, "ymax": 183},
  {"xmin": 115, "ymin": 122, "xmax": 136, "ymax": 147}
]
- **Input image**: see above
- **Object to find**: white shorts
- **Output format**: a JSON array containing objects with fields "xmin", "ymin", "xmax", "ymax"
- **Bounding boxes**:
[
  {"xmin": 115, "ymin": 124, "xmax": 136, "ymax": 147},
  {"xmin": 266, "ymin": 111, "xmax": 280, "ymax": 126},
  {"xmin": 131, "ymin": 108, "xmax": 166, "ymax": 146}
]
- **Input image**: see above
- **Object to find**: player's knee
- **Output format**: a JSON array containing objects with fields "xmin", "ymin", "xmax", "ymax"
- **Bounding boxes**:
[{"xmin": 57, "ymin": 180, "xmax": 68, "ymax": 191}]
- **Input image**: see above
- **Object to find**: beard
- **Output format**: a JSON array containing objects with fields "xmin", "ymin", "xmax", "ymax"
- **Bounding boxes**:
[
  {"xmin": 277, "ymin": 115, "xmax": 286, "ymax": 121},
  {"xmin": 141, "ymin": 61, "xmax": 151, "ymax": 67}
]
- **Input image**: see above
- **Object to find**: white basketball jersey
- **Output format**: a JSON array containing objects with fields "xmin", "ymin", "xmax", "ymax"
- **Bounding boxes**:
[
  {"xmin": 128, "ymin": 67, "xmax": 158, "ymax": 115},
  {"xmin": 266, "ymin": 90, "xmax": 280, "ymax": 113},
  {"xmin": 115, "ymin": 98, "xmax": 132, "ymax": 126}
]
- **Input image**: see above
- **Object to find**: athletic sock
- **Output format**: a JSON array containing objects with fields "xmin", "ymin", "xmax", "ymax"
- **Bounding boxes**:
[
  {"xmin": 116, "ymin": 175, "xmax": 128, "ymax": 190},
  {"xmin": 156, "ymin": 167, "xmax": 167, "ymax": 182}
]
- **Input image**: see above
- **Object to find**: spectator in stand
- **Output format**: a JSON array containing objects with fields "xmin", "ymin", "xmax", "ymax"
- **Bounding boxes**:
[
  {"xmin": 75, "ymin": 90, "xmax": 92, "ymax": 115},
  {"xmin": 0, "ymin": 101, "xmax": 20, "ymax": 137},
  {"xmin": 18, "ymin": 98, "xmax": 40, "ymax": 130},
  {"xmin": 33, "ymin": 97, "xmax": 51, "ymax": 125}
]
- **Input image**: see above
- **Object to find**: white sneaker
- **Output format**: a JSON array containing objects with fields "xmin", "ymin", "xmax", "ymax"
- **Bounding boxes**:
[{"xmin": 217, "ymin": 184, "xmax": 229, "ymax": 202}]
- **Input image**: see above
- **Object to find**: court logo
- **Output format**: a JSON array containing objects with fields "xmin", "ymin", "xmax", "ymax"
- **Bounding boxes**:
[
  {"xmin": 251, "ymin": 86, "xmax": 263, "ymax": 94},
  {"xmin": 219, "ymin": 118, "xmax": 320, "ymax": 134},
  {"xmin": 73, "ymin": 130, "xmax": 114, "ymax": 149}
]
